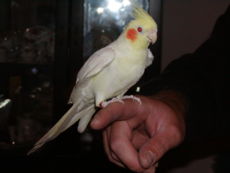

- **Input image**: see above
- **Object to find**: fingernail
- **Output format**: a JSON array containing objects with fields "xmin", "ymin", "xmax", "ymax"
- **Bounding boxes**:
[{"xmin": 140, "ymin": 151, "xmax": 155, "ymax": 168}]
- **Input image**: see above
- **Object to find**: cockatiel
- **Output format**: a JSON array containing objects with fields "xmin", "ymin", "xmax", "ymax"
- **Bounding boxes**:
[{"xmin": 28, "ymin": 6, "xmax": 157, "ymax": 154}]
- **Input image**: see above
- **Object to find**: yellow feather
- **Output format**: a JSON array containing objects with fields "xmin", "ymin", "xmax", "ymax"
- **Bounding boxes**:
[
  {"xmin": 132, "ymin": 7, "xmax": 157, "ymax": 28},
  {"xmin": 123, "ymin": 6, "xmax": 157, "ymax": 49}
]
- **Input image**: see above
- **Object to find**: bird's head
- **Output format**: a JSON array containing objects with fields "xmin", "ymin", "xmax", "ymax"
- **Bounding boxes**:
[{"xmin": 124, "ymin": 7, "xmax": 157, "ymax": 49}]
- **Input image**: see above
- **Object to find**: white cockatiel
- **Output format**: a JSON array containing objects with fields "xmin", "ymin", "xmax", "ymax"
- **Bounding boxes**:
[{"xmin": 28, "ymin": 6, "xmax": 157, "ymax": 154}]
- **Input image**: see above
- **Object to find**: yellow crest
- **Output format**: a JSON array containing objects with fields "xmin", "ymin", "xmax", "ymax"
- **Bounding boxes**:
[
  {"xmin": 132, "ymin": 6, "xmax": 157, "ymax": 28},
  {"xmin": 133, "ymin": 7, "xmax": 149, "ymax": 19}
]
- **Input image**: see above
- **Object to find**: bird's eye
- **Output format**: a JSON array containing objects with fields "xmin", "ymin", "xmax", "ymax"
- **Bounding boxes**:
[{"xmin": 137, "ymin": 27, "xmax": 143, "ymax": 32}]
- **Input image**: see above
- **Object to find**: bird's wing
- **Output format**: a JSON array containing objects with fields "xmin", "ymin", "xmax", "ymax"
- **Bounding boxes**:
[
  {"xmin": 77, "ymin": 47, "xmax": 115, "ymax": 82},
  {"xmin": 146, "ymin": 49, "xmax": 154, "ymax": 67}
]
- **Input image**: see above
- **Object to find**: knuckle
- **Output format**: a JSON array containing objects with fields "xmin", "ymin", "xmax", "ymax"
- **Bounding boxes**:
[{"xmin": 150, "ymin": 141, "xmax": 166, "ymax": 159}]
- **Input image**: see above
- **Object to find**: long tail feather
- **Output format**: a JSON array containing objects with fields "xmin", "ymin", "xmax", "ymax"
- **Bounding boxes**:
[
  {"xmin": 77, "ymin": 107, "xmax": 95, "ymax": 133},
  {"xmin": 27, "ymin": 104, "xmax": 95, "ymax": 155}
]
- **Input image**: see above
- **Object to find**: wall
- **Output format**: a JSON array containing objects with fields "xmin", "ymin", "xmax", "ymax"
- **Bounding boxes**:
[
  {"xmin": 161, "ymin": 0, "xmax": 229, "ymax": 70},
  {"xmin": 161, "ymin": 1, "xmax": 229, "ymax": 172}
]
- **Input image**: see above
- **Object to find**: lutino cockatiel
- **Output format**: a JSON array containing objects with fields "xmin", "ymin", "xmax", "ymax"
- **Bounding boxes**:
[{"xmin": 28, "ymin": 6, "xmax": 157, "ymax": 154}]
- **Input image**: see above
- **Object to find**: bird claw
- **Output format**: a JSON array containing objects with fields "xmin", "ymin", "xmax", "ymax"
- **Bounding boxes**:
[
  {"xmin": 100, "ymin": 97, "xmax": 124, "ymax": 108},
  {"xmin": 122, "ymin": 95, "xmax": 142, "ymax": 104},
  {"xmin": 100, "ymin": 95, "xmax": 141, "ymax": 108}
]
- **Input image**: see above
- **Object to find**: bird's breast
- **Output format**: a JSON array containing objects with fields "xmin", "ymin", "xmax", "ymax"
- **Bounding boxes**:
[{"xmin": 92, "ymin": 48, "xmax": 148, "ymax": 102}]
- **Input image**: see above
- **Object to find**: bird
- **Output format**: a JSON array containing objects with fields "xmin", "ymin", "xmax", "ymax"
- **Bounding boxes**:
[{"xmin": 28, "ymin": 6, "xmax": 157, "ymax": 155}]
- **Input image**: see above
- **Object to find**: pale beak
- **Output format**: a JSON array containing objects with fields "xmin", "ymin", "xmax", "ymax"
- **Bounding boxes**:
[{"xmin": 147, "ymin": 29, "xmax": 157, "ymax": 44}]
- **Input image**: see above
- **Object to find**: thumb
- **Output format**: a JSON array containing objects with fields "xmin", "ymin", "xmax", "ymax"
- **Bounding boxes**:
[
  {"xmin": 138, "ymin": 134, "xmax": 172, "ymax": 169},
  {"xmin": 138, "ymin": 119, "xmax": 184, "ymax": 169}
]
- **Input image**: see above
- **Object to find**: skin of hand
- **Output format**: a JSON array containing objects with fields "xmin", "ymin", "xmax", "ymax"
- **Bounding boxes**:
[{"xmin": 91, "ymin": 90, "xmax": 186, "ymax": 173}]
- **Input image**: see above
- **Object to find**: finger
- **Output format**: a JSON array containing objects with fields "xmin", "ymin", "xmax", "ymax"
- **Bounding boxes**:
[
  {"xmin": 110, "ymin": 121, "xmax": 144, "ymax": 172},
  {"xmin": 106, "ymin": 127, "xmax": 125, "ymax": 166},
  {"xmin": 103, "ymin": 128, "xmax": 125, "ymax": 168},
  {"xmin": 103, "ymin": 128, "xmax": 112, "ymax": 160},
  {"xmin": 131, "ymin": 128, "xmax": 149, "ymax": 149},
  {"xmin": 91, "ymin": 97, "xmax": 143, "ymax": 130}
]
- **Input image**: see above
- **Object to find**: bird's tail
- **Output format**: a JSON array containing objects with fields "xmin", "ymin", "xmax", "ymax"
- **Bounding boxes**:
[{"xmin": 27, "ymin": 103, "xmax": 95, "ymax": 155}]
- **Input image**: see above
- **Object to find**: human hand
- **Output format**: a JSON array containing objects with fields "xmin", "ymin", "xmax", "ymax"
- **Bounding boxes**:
[{"xmin": 91, "ymin": 93, "xmax": 186, "ymax": 173}]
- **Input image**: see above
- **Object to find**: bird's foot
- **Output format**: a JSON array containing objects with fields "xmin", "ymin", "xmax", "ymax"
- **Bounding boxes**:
[
  {"xmin": 100, "ymin": 95, "xmax": 141, "ymax": 108},
  {"xmin": 121, "ymin": 95, "xmax": 142, "ymax": 104},
  {"xmin": 100, "ymin": 97, "xmax": 124, "ymax": 108}
]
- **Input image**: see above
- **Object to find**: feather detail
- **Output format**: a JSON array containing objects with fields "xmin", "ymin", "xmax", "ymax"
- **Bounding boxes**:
[
  {"xmin": 132, "ymin": 6, "xmax": 157, "ymax": 29},
  {"xmin": 27, "ymin": 104, "xmax": 95, "ymax": 155},
  {"xmin": 146, "ymin": 49, "xmax": 154, "ymax": 67}
]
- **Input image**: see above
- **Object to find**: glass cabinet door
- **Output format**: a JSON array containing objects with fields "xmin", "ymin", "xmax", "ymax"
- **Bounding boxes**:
[
  {"xmin": 83, "ymin": 0, "xmax": 150, "ymax": 59},
  {"xmin": 0, "ymin": 0, "xmax": 55, "ymax": 150}
]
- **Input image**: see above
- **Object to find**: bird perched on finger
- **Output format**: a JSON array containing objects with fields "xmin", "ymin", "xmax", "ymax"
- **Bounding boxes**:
[{"xmin": 28, "ymin": 6, "xmax": 157, "ymax": 155}]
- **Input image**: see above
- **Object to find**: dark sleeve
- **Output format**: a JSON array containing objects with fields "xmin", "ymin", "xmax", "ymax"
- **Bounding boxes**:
[{"xmin": 142, "ymin": 6, "xmax": 230, "ymax": 141}]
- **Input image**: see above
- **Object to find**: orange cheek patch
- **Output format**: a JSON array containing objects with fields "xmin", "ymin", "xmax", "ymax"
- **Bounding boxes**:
[{"xmin": 126, "ymin": 28, "xmax": 137, "ymax": 42}]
